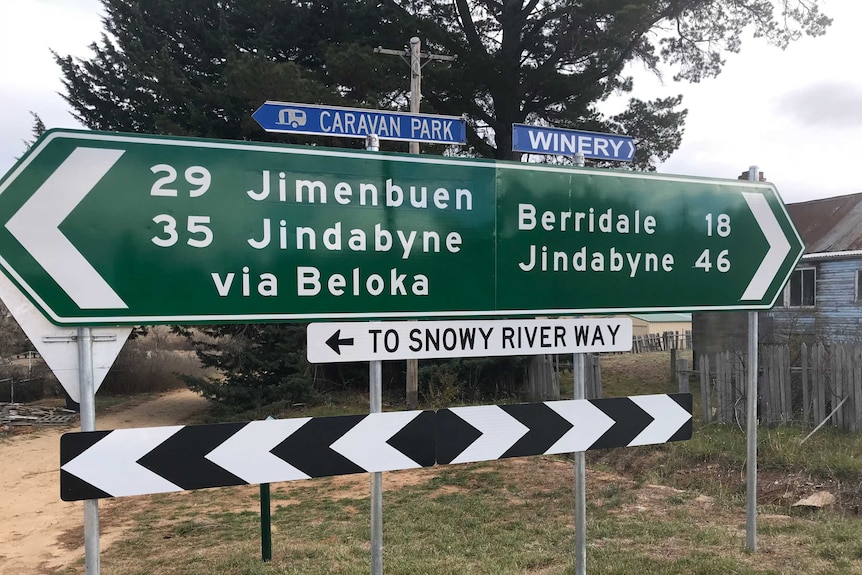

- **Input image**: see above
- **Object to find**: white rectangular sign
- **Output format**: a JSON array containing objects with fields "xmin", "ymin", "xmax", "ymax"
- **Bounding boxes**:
[{"xmin": 307, "ymin": 318, "xmax": 632, "ymax": 363}]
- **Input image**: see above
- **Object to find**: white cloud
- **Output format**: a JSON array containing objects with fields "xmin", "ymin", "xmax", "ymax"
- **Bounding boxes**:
[
  {"xmin": 0, "ymin": 0, "xmax": 103, "ymax": 170},
  {"xmin": 776, "ymin": 82, "xmax": 862, "ymax": 128}
]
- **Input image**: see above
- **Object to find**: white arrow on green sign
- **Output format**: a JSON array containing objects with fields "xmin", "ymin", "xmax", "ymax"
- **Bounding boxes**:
[{"xmin": 0, "ymin": 129, "xmax": 804, "ymax": 326}]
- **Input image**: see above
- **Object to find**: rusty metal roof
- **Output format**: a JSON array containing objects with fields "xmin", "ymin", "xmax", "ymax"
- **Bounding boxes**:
[{"xmin": 786, "ymin": 192, "xmax": 862, "ymax": 253}]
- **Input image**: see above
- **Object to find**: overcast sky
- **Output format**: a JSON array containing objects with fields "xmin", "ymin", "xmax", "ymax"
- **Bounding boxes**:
[{"xmin": 1, "ymin": 0, "xmax": 857, "ymax": 205}]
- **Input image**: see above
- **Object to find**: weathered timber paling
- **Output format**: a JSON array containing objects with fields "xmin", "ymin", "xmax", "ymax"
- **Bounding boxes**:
[{"xmin": 695, "ymin": 343, "xmax": 862, "ymax": 432}]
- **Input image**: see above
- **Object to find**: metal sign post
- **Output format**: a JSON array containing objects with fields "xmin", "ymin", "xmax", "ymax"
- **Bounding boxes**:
[
  {"xmin": 746, "ymin": 165, "xmax": 760, "ymax": 551},
  {"xmin": 570, "ymin": 151, "xmax": 587, "ymax": 575},
  {"xmin": 369, "ymin": 358, "xmax": 383, "ymax": 575},
  {"xmin": 572, "ymin": 352, "xmax": 587, "ymax": 575},
  {"xmin": 364, "ymin": 134, "xmax": 384, "ymax": 575},
  {"xmin": 77, "ymin": 327, "xmax": 100, "ymax": 575}
]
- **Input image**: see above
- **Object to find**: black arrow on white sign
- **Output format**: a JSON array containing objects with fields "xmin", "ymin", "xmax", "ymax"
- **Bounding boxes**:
[
  {"xmin": 61, "ymin": 410, "xmax": 435, "ymax": 501},
  {"xmin": 136, "ymin": 422, "xmax": 247, "ymax": 490},
  {"xmin": 436, "ymin": 394, "xmax": 692, "ymax": 465},
  {"xmin": 586, "ymin": 397, "xmax": 655, "ymax": 450},
  {"xmin": 499, "ymin": 403, "xmax": 575, "ymax": 458},
  {"xmin": 60, "ymin": 395, "xmax": 691, "ymax": 501},
  {"xmin": 270, "ymin": 415, "xmax": 367, "ymax": 478},
  {"xmin": 325, "ymin": 330, "xmax": 355, "ymax": 355}
]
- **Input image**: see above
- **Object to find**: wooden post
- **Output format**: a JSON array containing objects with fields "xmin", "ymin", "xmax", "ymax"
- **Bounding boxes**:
[
  {"xmin": 833, "ymin": 345, "xmax": 844, "ymax": 429},
  {"xmin": 670, "ymin": 348, "xmax": 678, "ymax": 383},
  {"xmin": 765, "ymin": 345, "xmax": 777, "ymax": 425},
  {"xmin": 781, "ymin": 344, "xmax": 791, "ymax": 423},
  {"xmin": 801, "ymin": 342, "xmax": 809, "ymax": 424},
  {"xmin": 678, "ymin": 359, "xmax": 689, "ymax": 393},
  {"xmin": 815, "ymin": 343, "xmax": 826, "ymax": 424},
  {"xmin": 715, "ymin": 352, "xmax": 728, "ymax": 423},
  {"xmin": 771, "ymin": 345, "xmax": 780, "ymax": 424},
  {"xmin": 593, "ymin": 355, "xmax": 602, "ymax": 399},
  {"xmin": 526, "ymin": 355, "xmax": 559, "ymax": 401},
  {"xmin": 700, "ymin": 354, "xmax": 711, "ymax": 423},
  {"xmin": 853, "ymin": 346, "xmax": 862, "ymax": 433},
  {"xmin": 406, "ymin": 359, "xmax": 418, "ymax": 409},
  {"xmin": 735, "ymin": 352, "xmax": 746, "ymax": 424}
]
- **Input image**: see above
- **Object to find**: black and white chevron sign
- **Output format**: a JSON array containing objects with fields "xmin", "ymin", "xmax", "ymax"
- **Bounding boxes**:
[
  {"xmin": 60, "ymin": 394, "xmax": 691, "ymax": 501},
  {"xmin": 436, "ymin": 394, "xmax": 692, "ymax": 464},
  {"xmin": 61, "ymin": 410, "xmax": 436, "ymax": 501}
]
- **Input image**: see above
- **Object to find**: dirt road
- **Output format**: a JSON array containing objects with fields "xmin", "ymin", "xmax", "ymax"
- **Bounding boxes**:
[{"xmin": 0, "ymin": 388, "xmax": 209, "ymax": 574}]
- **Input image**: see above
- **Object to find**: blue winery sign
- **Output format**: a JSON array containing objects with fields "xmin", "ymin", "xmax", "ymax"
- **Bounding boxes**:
[
  {"xmin": 253, "ymin": 101, "xmax": 467, "ymax": 145},
  {"xmin": 512, "ymin": 123, "xmax": 636, "ymax": 162}
]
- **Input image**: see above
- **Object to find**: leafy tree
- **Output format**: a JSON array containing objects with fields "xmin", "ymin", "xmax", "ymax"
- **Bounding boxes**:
[
  {"xmin": 388, "ymin": 0, "xmax": 829, "ymax": 165},
  {"xmin": 55, "ymin": 0, "xmax": 830, "ymax": 407}
]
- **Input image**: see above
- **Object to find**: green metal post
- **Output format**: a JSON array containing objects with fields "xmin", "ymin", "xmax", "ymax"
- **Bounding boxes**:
[
  {"xmin": 261, "ymin": 483, "xmax": 272, "ymax": 562},
  {"xmin": 260, "ymin": 414, "xmax": 275, "ymax": 562}
]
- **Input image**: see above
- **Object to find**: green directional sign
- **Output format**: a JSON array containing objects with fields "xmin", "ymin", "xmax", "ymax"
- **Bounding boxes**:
[{"xmin": 0, "ymin": 129, "xmax": 803, "ymax": 325}]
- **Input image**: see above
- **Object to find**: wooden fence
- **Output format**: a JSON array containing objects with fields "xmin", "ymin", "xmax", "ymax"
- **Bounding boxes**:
[
  {"xmin": 525, "ymin": 355, "xmax": 560, "ymax": 401},
  {"xmin": 631, "ymin": 331, "xmax": 692, "ymax": 353},
  {"xmin": 545, "ymin": 354, "xmax": 602, "ymax": 400},
  {"xmin": 688, "ymin": 343, "xmax": 862, "ymax": 432}
]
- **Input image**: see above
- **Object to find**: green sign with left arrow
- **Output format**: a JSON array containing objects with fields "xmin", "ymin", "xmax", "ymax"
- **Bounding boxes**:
[{"xmin": 0, "ymin": 129, "xmax": 803, "ymax": 325}]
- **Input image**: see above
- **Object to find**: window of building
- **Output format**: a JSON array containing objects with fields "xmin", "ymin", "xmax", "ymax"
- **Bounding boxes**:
[
  {"xmin": 856, "ymin": 270, "xmax": 862, "ymax": 303},
  {"xmin": 787, "ymin": 268, "xmax": 815, "ymax": 307}
]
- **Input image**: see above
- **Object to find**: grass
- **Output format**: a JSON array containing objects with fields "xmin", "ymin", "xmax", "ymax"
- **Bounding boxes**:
[
  {"xmin": 678, "ymin": 423, "xmax": 862, "ymax": 479},
  {"xmin": 193, "ymin": 389, "xmax": 386, "ymax": 425},
  {"xmin": 47, "ymin": 351, "xmax": 862, "ymax": 574},
  {"xmin": 51, "ymin": 458, "xmax": 862, "ymax": 575}
]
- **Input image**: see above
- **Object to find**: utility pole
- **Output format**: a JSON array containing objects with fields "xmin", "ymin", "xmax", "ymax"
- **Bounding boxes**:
[
  {"xmin": 375, "ymin": 37, "xmax": 455, "ymax": 408},
  {"xmin": 374, "ymin": 37, "xmax": 456, "ymax": 154}
]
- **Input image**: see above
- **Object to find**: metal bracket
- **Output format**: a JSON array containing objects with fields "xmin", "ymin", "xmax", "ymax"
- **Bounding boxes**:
[
  {"xmin": 42, "ymin": 335, "xmax": 76, "ymax": 343},
  {"xmin": 42, "ymin": 334, "xmax": 118, "ymax": 343},
  {"xmin": 92, "ymin": 335, "xmax": 118, "ymax": 342}
]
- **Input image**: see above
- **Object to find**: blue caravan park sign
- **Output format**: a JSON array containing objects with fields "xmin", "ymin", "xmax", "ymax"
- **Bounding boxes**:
[{"xmin": 253, "ymin": 101, "xmax": 467, "ymax": 146}]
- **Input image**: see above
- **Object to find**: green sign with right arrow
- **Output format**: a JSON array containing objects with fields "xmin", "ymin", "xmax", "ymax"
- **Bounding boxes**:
[{"xmin": 0, "ymin": 129, "xmax": 803, "ymax": 325}]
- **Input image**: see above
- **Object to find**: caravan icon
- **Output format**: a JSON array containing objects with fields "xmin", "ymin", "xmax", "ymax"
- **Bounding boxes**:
[{"xmin": 276, "ymin": 108, "xmax": 307, "ymax": 128}]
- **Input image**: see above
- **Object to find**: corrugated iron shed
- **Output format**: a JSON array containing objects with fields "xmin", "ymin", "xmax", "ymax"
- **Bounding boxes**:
[{"xmin": 786, "ymin": 192, "xmax": 862, "ymax": 253}]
